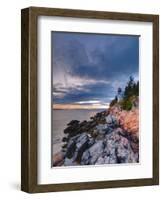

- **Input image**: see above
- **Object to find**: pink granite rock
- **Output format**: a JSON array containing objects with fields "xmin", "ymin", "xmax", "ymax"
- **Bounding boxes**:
[
  {"xmin": 109, "ymin": 106, "xmax": 139, "ymax": 137},
  {"xmin": 53, "ymin": 151, "xmax": 64, "ymax": 166}
]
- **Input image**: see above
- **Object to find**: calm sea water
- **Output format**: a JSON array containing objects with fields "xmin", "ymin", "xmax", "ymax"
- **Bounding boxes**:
[{"xmin": 52, "ymin": 109, "xmax": 104, "ymax": 155}]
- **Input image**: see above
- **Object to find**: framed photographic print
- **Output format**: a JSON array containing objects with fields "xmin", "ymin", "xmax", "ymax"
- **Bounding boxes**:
[{"xmin": 21, "ymin": 7, "xmax": 159, "ymax": 193}]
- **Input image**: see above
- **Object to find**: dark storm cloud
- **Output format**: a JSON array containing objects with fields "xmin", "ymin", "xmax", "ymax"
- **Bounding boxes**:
[
  {"xmin": 52, "ymin": 32, "xmax": 89, "ymax": 70},
  {"xmin": 53, "ymin": 82, "xmax": 116, "ymax": 104},
  {"xmin": 69, "ymin": 37, "xmax": 138, "ymax": 80},
  {"xmin": 52, "ymin": 32, "xmax": 139, "ymax": 104}
]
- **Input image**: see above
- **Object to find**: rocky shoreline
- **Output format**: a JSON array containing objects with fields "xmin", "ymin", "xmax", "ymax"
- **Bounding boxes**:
[{"xmin": 53, "ymin": 108, "xmax": 139, "ymax": 167}]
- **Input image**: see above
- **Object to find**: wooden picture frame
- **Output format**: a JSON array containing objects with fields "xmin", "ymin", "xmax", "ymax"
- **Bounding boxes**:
[{"xmin": 21, "ymin": 7, "xmax": 159, "ymax": 193}]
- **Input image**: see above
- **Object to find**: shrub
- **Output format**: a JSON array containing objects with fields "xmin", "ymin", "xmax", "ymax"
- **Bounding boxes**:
[{"xmin": 121, "ymin": 99, "xmax": 132, "ymax": 111}]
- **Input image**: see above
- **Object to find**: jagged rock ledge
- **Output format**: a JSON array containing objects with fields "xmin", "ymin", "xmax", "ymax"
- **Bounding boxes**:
[{"xmin": 53, "ymin": 110, "xmax": 139, "ymax": 167}]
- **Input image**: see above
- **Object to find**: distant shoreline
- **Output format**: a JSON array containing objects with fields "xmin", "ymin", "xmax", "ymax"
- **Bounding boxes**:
[
  {"xmin": 53, "ymin": 108, "xmax": 106, "ymax": 110},
  {"xmin": 52, "ymin": 103, "xmax": 110, "ymax": 110}
]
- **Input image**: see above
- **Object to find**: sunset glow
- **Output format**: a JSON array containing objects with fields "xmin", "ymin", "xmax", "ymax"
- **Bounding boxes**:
[{"xmin": 53, "ymin": 103, "xmax": 109, "ymax": 110}]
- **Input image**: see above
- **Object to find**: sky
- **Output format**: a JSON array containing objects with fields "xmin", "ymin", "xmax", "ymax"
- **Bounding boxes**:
[{"xmin": 52, "ymin": 32, "xmax": 139, "ymax": 109}]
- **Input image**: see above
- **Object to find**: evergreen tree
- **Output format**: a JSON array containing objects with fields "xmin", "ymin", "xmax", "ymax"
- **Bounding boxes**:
[
  {"xmin": 109, "ymin": 76, "xmax": 139, "ymax": 110},
  {"xmin": 110, "ymin": 95, "xmax": 118, "ymax": 107},
  {"xmin": 118, "ymin": 87, "xmax": 122, "ymax": 95}
]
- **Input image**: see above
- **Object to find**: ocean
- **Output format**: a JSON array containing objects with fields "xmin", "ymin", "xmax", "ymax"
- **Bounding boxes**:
[{"xmin": 52, "ymin": 109, "xmax": 105, "ymax": 155}]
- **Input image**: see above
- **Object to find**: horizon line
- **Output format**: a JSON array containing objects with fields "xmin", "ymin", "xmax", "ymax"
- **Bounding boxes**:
[{"xmin": 53, "ymin": 103, "xmax": 109, "ymax": 110}]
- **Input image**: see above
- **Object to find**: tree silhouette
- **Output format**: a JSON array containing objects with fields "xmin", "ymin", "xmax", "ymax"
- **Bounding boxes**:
[
  {"xmin": 110, "ymin": 76, "xmax": 139, "ymax": 110},
  {"xmin": 110, "ymin": 95, "xmax": 118, "ymax": 107}
]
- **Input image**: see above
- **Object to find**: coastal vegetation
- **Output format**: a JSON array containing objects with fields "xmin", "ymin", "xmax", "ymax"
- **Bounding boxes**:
[{"xmin": 110, "ymin": 76, "xmax": 139, "ymax": 110}]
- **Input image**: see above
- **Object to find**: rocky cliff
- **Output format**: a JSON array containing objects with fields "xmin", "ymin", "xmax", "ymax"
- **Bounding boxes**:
[{"xmin": 53, "ymin": 104, "xmax": 139, "ymax": 167}]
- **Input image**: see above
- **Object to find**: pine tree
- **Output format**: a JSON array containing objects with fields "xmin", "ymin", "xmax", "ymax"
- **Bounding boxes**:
[
  {"xmin": 118, "ymin": 87, "xmax": 122, "ymax": 95},
  {"xmin": 109, "ymin": 76, "xmax": 139, "ymax": 110},
  {"xmin": 110, "ymin": 95, "xmax": 118, "ymax": 107}
]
